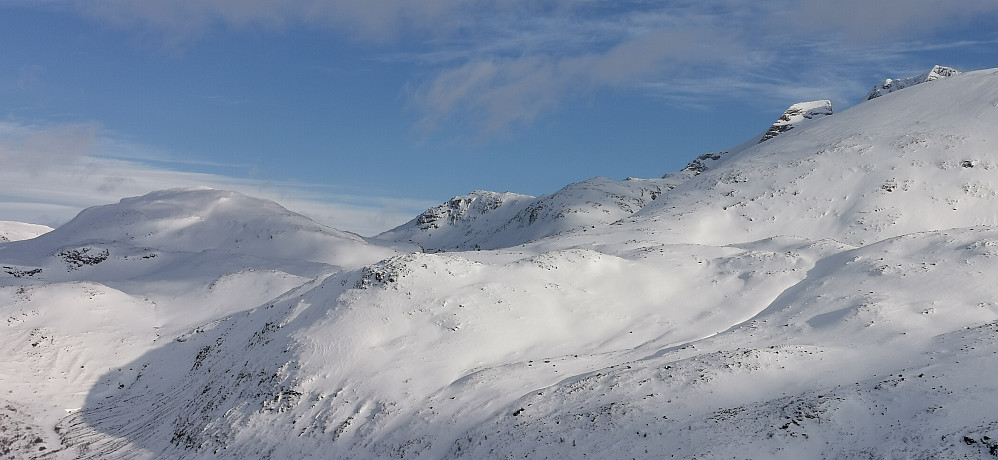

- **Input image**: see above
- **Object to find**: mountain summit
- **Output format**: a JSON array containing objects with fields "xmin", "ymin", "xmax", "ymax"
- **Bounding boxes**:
[{"xmin": 9, "ymin": 187, "xmax": 395, "ymax": 266}]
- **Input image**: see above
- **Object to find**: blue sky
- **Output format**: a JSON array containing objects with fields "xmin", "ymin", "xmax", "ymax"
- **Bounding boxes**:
[{"xmin": 2, "ymin": 1, "xmax": 997, "ymax": 235}]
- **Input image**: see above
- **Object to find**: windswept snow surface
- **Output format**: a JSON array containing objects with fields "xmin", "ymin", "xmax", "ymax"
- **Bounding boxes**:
[{"xmin": 4, "ymin": 68, "xmax": 998, "ymax": 459}]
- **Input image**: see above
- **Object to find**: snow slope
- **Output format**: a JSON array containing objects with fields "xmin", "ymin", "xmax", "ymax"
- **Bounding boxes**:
[
  {"xmin": 622, "ymin": 67, "xmax": 998, "ymax": 247},
  {"xmin": 0, "ymin": 221, "xmax": 52, "ymax": 242},
  {"xmin": 4, "ymin": 67, "xmax": 998, "ymax": 459}
]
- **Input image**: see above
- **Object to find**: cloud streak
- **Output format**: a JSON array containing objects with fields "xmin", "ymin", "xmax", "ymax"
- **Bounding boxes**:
[
  {"xmin": 400, "ymin": 1, "xmax": 998, "ymax": 136},
  {"xmin": 54, "ymin": 0, "xmax": 998, "ymax": 138},
  {"xmin": 77, "ymin": 0, "xmax": 521, "ymax": 46},
  {"xmin": 410, "ymin": 26, "xmax": 739, "ymax": 136}
]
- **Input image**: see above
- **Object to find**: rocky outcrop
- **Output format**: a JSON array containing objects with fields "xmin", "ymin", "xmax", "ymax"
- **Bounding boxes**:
[
  {"xmin": 375, "ymin": 178, "xmax": 670, "ymax": 251},
  {"xmin": 412, "ymin": 191, "xmax": 526, "ymax": 231},
  {"xmin": 759, "ymin": 100, "xmax": 833, "ymax": 143},
  {"xmin": 865, "ymin": 65, "xmax": 960, "ymax": 100}
]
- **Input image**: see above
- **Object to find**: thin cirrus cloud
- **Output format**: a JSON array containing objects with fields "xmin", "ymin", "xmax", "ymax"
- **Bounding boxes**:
[
  {"xmin": 78, "ymin": 0, "xmax": 493, "ymax": 44},
  {"xmin": 408, "ymin": 27, "xmax": 739, "ymax": 136},
  {"xmin": 71, "ymin": 1, "xmax": 998, "ymax": 137}
]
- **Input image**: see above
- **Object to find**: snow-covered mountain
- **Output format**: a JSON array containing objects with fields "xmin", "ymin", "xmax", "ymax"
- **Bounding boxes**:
[
  {"xmin": 0, "ymin": 221, "xmax": 52, "ymax": 242},
  {"xmin": 5, "ymin": 66, "xmax": 998, "ymax": 459},
  {"xmin": 15, "ymin": 187, "xmax": 396, "ymax": 266}
]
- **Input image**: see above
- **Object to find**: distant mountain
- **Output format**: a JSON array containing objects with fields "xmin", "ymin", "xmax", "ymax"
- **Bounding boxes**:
[
  {"xmin": 5, "ymin": 67, "xmax": 998, "ymax": 459},
  {"xmin": 6, "ymin": 187, "xmax": 395, "ymax": 267}
]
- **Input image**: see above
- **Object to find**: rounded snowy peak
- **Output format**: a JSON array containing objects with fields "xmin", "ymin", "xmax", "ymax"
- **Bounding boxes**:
[{"xmin": 24, "ymin": 187, "xmax": 393, "ymax": 265}]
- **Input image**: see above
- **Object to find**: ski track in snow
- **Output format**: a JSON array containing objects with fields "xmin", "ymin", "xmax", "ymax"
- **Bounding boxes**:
[{"xmin": 3, "ymin": 67, "xmax": 998, "ymax": 459}]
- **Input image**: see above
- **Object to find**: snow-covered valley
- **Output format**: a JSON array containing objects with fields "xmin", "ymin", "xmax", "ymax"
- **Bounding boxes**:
[{"xmin": 3, "ymin": 66, "xmax": 998, "ymax": 459}]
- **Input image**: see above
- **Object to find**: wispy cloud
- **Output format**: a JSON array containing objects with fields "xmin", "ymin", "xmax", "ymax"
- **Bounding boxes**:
[
  {"xmin": 38, "ymin": 0, "xmax": 998, "ymax": 137},
  {"xmin": 400, "ymin": 1, "xmax": 998, "ymax": 136},
  {"xmin": 76, "ymin": 0, "xmax": 494, "ymax": 46},
  {"xmin": 409, "ymin": 26, "xmax": 739, "ymax": 137},
  {"xmin": 0, "ymin": 121, "xmax": 434, "ymax": 236}
]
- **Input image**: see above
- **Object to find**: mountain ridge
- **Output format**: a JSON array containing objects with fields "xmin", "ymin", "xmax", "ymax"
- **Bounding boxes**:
[{"xmin": 377, "ymin": 66, "xmax": 983, "ymax": 253}]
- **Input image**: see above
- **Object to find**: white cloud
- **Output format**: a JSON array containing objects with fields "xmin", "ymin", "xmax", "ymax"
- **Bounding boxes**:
[
  {"xmin": 0, "ymin": 121, "xmax": 100, "ymax": 174},
  {"xmin": 0, "ymin": 122, "xmax": 434, "ymax": 236},
  {"xmin": 410, "ymin": 26, "xmax": 738, "ymax": 136}
]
